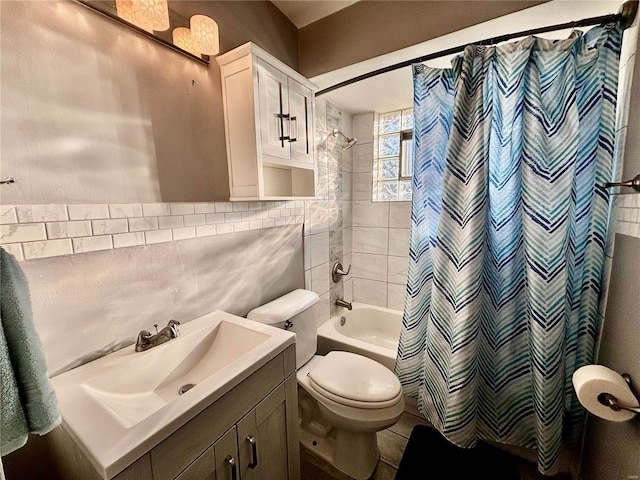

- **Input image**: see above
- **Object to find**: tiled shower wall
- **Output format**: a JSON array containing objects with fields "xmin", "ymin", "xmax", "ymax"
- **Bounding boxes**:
[{"xmin": 346, "ymin": 113, "xmax": 411, "ymax": 311}]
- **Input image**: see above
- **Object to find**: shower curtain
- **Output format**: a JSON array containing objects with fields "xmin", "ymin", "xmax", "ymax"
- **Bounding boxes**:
[{"xmin": 395, "ymin": 24, "xmax": 622, "ymax": 475}]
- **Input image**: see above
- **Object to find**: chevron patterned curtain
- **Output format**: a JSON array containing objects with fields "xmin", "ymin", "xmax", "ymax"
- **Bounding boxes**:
[{"xmin": 395, "ymin": 24, "xmax": 622, "ymax": 475}]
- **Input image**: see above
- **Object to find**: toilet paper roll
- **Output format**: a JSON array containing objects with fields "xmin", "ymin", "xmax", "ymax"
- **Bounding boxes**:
[{"xmin": 572, "ymin": 365, "xmax": 637, "ymax": 422}]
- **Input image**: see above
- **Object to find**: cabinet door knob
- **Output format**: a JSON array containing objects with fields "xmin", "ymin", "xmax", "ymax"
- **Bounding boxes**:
[
  {"xmin": 225, "ymin": 455, "xmax": 238, "ymax": 480},
  {"xmin": 246, "ymin": 435, "xmax": 258, "ymax": 469}
]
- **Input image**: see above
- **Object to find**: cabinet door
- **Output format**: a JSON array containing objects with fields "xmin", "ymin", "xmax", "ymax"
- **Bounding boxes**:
[
  {"xmin": 257, "ymin": 59, "xmax": 290, "ymax": 161},
  {"xmin": 174, "ymin": 445, "xmax": 215, "ymax": 480},
  {"xmin": 237, "ymin": 384, "xmax": 289, "ymax": 480},
  {"xmin": 288, "ymin": 79, "xmax": 314, "ymax": 166},
  {"xmin": 214, "ymin": 428, "xmax": 240, "ymax": 480}
]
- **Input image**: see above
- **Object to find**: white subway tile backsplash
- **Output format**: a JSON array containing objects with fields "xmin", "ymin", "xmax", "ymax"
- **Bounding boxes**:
[
  {"xmin": 0, "ymin": 205, "xmax": 17, "ymax": 224},
  {"xmin": 23, "ymin": 239, "xmax": 73, "ymax": 259},
  {"xmin": 214, "ymin": 202, "xmax": 233, "ymax": 213},
  {"xmin": 274, "ymin": 217, "xmax": 286, "ymax": 227},
  {"xmin": 158, "ymin": 215, "xmax": 184, "ymax": 229},
  {"xmin": 92, "ymin": 219, "xmax": 128, "ymax": 235},
  {"xmin": 17, "ymin": 205, "xmax": 68, "ymax": 223},
  {"xmin": 109, "ymin": 204, "xmax": 143, "ymax": 218},
  {"xmin": 233, "ymin": 221, "xmax": 250, "ymax": 232},
  {"xmin": 215, "ymin": 223, "xmax": 234, "ymax": 235},
  {"xmin": 262, "ymin": 218, "xmax": 275, "ymax": 228},
  {"xmin": 193, "ymin": 203, "xmax": 215, "ymax": 214},
  {"xmin": 196, "ymin": 224, "xmax": 217, "ymax": 237},
  {"xmin": 145, "ymin": 229, "xmax": 172, "ymax": 244},
  {"xmin": 249, "ymin": 220, "xmax": 263, "ymax": 230},
  {"xmin": 113, "ymin": 232, "xmax": 144, "ymax": 249},
  {"xmin": 46, "ymin": 221, "xmax": 92, "ymax": 239},
  {"xmin": 241, "ymin": 211, "xmax": 257, "ymax": 221},
  {"xmin": 68, "ymin": 204, "xmax": 109, "ymax": 220},
  {"xmin": 232, "ymin": 202, "xmax": 249, "ymax": 212},
  {"xmin": 173, "ymin": 227, "xmax": 196, "ymax": 241},
  {"xmin": 1, "ymin": 223, "xmax": 47, "ymax": 243},
  {"xmin": 184, "ymin": 214, "xmax": 206, "ymax": 226},
  {"xmin": 128, "ymin": 217, "xmax": 158, "ymax": 232},
  {"xmin": 170, "ymin": 203, "xmax": 194, "ymax": 215},
  {"xmin": 73, "ymin": 235, "xmax": 113, "ymax": 253},
  {"xmin": 205, "ymin": 213, "xmax": 225, "ymax": 224},
  {"xmin": 225, "ymin": 212, "xmax": 242, "ymax": 223},
  {"xmin": 142, "ymin": 203, "xmax": 171, "ymax": 217}
]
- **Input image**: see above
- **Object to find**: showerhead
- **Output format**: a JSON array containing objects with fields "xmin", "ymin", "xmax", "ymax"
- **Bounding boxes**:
[{"xmin": 331, "ymin": 129, "xmax": 358, "ymax": 150}]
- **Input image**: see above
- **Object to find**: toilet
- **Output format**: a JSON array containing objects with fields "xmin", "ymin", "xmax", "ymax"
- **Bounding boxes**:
[{"xmin": 247, "ymin": 289, "xmax": 404, "ymax": 480}]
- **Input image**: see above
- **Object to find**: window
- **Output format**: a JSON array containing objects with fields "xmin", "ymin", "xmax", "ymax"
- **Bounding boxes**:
[{"xmin": 373, "ymin": 109, "xmax": 414, "ymax": 201}]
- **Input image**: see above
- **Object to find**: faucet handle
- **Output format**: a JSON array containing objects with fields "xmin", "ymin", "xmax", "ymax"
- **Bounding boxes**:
[
  {"xmin": 167, "ymin": 319, "xmax": 180, "ymax": 337},
  {"xmin": 332, "ymin": 262, "xmax": 352, "ymax": 282}
]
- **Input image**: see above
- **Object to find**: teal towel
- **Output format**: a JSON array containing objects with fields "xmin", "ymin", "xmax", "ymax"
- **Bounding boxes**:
[{"xmin": 0, "ymin": 248, "xmax": 60, "ymax": 456}]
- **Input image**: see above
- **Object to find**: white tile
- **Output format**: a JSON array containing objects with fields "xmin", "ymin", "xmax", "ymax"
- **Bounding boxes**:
[
  {"xmin": 0, "ymin": 205, "xmax": 17, "ymax": 224},
  {"xmin": 343, "ymin": 201, "xmax": 352, "ymax": 228},
  {"xmin": 193, "ymin": 203, "xmax": 215, "ymax": 214},
  {"xmin": 262, "ymin": 218, "xmax": 275, "ymax": 228},
  {"xmin": 249, "ymin": 220, "xmax": 263, "ymax": 230},
  {"xmin": 304, "ymin": 200, "xmax": 330, "ymax": 235},
  {"xmin": 343, "ymin": 226, "xmax": 353, "ymax": 255},
  {"xmin": 388, "ymin": 228, "xmax": 410, "ymax": 257},
  {"xmin": 353, "ymin": 278, "xmax": 387, "ymax": 307},
  {"xmin": 389, "ymin": 202, "xmax": 412, "ymax": 228},
  {"xmin": 317, "ymin": 292, "xmax": 331, "ymax": 326},
  {"xmin": 352, "ymin": 201, "xmax": 389, "ymax": 227},
  {"xmin": 248, "ymin": 202, "xmax": 263, "ymax": 211},
  {"xmin": 205, "ymin": 213, "xmax": 225, "ymax": 224},
  {"xmin": 109, "ymin": 204, "xmax": 143, "ymax": 218},
  {"xmin": 268, "ymin": 209, "xmax": 282, "ymax": 219},
  {"xmin": 145, "ymin": 229, "xmax": 173, "ymax": 244},
  {"xmin": 352, "ymin": 252, "xmax": 387, "ymax": 281},
  {"xmin": 225, "ymin": 212, "xmax": 242, "ymax": 223},
  {"xmin": 343, "ymin": 278, "xmax": 353, "ymax": 302},
  {"xmin": 173, "ymin": 227, "xmax": 196, "ymax": 240},
  {"xmin": 23, "ymin": 239, "xmax": 73, "ymax": 259},
  {"xmin": 255, "ymin": 210, "xmax": 269, "ymax": 220},
  {"xmin": 196, "ymin": 225, "xmax": 217, "ymax": 237},
  {"xmin": 342, "ymin": 172, "xmax": 353, "ymax": 200},
  {"xmin": 241, "ymin": 211, "xmax": 256, "ymax": 221},
  {"xmin": 387, "ymin": 284, "xmax": 406, "ymax": 311},
  {"xmin": 274, "ymin": 217, "xmax": 286, "ymax": 226},
  {"xmin": 234, "ymin": 221, "xmax": 250, "ymax": 232},
  {"xmin": 113, "ymin": 232, "xmax": 144, "ymax": 249},
  {"xmin": 142, "ymin": 203, "xmax": 171, "ymax": 217},
  {"xmin": 303, "ymin": 236, "xmax": 312, "ymax": 270},
  {"xmin": 309, "ymin": 231, "xmax": 330, "ymax": 268},
  {"xmin": 184, "ymin": 214, "xmax": 206, "ymax": 226},
  {"xmin": 92, "ymin": 219, "xmax": 128, "ymax": 235},
  {"xmin": 311, "ymin": 262, "xmax": 330, "ymax": 296},
  {"xmin": 353, "ymin": 112, "xmax": 375, "ymax": 144},
  {"xmin": 352, "ymin": 172, "xmax": 373, "ymax": 200},
  {"xmin": 46, "ymin": 221, "xmax": 92, "ymax": 239},
  {"xmin": 352, "ymin": 227, "xmax": 388, "ymax": 254},
  {"xmin": 158, "ymin": 215, "xmax": 184, "ymax": 229},
  {"xmin": 170, "ymin": 203, "xmax": 194, "ymax": 215},
  {"xmin": 68, "ymin": 204, "xmax": 109, "ymax": 220},
  {"xmin": 72, "ymin": 235, "xmax": 113, "ymax": 253},
  {"xmin": 352, "ymin": 143, "xmax": 374, "ymax": 173},
  {"xmin": 214, "ymin": 202, "xmax": 233, "ymax": 213},
  {"xmin": 216, "ymin": 223, "xmax": 234, "ymax": 235},
  {"xmin": 1, "ymin": 223, "xmax": 47, "ymax": 243},
  {"xmin": 305, "ymin": 269, "xmax": 312, "ymax": 290},
  {"xmin": 128, "ymin": 217, "xmax": 158, "ymax": 232},
  {"xmin": 232, "ymin": 202, "xmax": 249, "ymax": 212},
  {"xmin": 388, "ymin": 255, "xmax": 409, "ymax": 285},
  {"xmin": 16, "ymin": 205, "xmax": 68, "ymax": 222},
  {"xmin": 2, "ymin": 243, "xmax": 23, "ymax": 261}
]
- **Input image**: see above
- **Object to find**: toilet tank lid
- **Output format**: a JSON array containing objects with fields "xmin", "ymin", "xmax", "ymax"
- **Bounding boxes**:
[{"xmin": 247, "ymin": 289, "xmax": 319, "ymax": 324}]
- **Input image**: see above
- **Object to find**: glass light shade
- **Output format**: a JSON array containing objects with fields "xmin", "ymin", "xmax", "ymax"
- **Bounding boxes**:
[
  {"xmin": 133, "ymin": 0, "xmax": 170, "ymax": 32},
  {"xmin": 172, "ymin": 27, "xmax": 200, "ymax": 57},
  {"xmin": 115, "ymin": 0, "xmax": 153, "ymax": 32},
  {"xmin": 190, "ymin": 14, "xmax": 219, "ymax": 55}
]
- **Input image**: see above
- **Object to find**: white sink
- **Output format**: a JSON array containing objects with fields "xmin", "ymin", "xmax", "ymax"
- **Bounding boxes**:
[
  {"xmin": 50, "ymin": 310, "xmax": 295, "ymax": 479},
  {"xmin": 82, "ymin": 321, "xmax": 270, "ymax": 428}
]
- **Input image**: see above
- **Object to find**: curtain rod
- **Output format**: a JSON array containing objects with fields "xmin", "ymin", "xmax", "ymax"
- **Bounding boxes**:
[{"xmin": 316, "ymin": 0, "xmax": 638, "ymax": 96}]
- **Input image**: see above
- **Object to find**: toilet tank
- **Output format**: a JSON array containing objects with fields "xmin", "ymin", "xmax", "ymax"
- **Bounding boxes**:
[{"xmin": 247, "ymin": 289, "xmax": 319, "ymax": 368}]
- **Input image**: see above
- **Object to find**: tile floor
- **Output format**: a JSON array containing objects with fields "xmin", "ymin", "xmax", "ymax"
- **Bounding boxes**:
[{"xmin": 300, "ymin": 406, "xmax": 573, "ymax": 480}]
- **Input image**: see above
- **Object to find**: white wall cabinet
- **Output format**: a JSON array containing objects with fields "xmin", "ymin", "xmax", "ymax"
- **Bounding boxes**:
[
  {"xmin": 49, "ymin": 346, "xmax": 300, "ymax": 480},
  {"xmin": 217, "ymin": 43, "xmax": 317, "ymax": 200}
]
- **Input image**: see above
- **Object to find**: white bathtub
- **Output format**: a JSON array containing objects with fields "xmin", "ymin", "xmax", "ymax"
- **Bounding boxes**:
[{"xmin": 317, "ymin": 303, "xmax": 402, "ymax": 370}]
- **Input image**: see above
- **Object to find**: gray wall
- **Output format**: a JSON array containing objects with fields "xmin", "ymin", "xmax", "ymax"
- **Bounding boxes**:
[{"xmin": 298, "ymin": 0, "xmax": 549, "ymax": 77}]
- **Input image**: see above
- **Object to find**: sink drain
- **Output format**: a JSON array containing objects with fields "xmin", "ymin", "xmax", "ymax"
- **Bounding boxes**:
[{"xmin": 178, "ymin": 384, "xmax": 196, "ymax": 395}]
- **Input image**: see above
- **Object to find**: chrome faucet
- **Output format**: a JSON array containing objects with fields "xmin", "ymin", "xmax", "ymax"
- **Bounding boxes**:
[
  {"xmin": 135, "ymin": 319, "xmax": 181, "ymax": 352},
  {"xmin": 335, "ymin": 298, "xmax": 352, "ymax": 311}
]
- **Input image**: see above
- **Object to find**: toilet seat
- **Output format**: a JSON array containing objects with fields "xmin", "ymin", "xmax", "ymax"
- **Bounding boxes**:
[{"xmin": 307, "ymin": 351, "xmax": 402, "ymax": 409}]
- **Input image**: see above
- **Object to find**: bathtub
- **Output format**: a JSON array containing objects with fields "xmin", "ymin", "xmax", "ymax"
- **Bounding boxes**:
[{"xmin": 317, "ymin": 303, "xmax": 402, "ymax": 371}]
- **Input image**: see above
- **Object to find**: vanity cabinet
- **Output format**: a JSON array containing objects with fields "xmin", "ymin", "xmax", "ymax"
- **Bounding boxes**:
[
  {"xmin": 217, "ymin": 42, "xmax": 317, "ymax": 201},
  {"xmin": 49, "ymin": 345, "xmax": 300, "ymax": 480}
]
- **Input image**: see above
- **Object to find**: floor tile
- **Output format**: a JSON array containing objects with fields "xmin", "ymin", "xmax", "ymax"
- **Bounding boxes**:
[
  {"xmin": 387, "ymin": 411, "xmax": 432, "ymax": 439},
  {"xmin": 376, "ymin": 429, "xmax": 408, "ymax": 469}
]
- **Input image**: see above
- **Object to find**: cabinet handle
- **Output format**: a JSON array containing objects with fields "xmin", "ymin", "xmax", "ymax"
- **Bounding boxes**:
[
  {"xmin": 289, "ymin": 116, "xmax": 297, "ymax": 143},
  {"xmin": 246, "ymin": 435, "xmax": 258, "ymax": 469},
  {"xmin": 278, "ymin": 113, "xmax": 291, "ymax": 142},
  {"xmin": 225, "ymin": 455, "xmax": 238, "ymax": 480}
]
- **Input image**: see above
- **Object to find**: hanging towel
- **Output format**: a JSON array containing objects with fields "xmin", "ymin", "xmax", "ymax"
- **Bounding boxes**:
[{"xmin": 0, "ymin": 247, "xmax": 60, "ymax": 456}]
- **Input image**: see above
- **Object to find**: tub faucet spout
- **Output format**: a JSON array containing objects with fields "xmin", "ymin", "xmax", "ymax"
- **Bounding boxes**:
[{"xmin": 336, "ymin": 299, "xmax": 352, "ymax": 311}]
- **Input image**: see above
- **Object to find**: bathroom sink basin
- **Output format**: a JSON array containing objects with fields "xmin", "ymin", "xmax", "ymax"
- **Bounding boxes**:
[
  {"xmin": 82, "ymin": 321, "xmax": 270, "ymax": 428},
  {"xmin": 50, "ymin": 310, "xmax": 295, "ymax": 479}
]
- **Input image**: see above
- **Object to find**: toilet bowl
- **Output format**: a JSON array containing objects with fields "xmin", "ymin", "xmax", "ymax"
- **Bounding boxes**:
[{"xmin": 247, "ymin": 290, "xmax": 404, "ymax": 480}]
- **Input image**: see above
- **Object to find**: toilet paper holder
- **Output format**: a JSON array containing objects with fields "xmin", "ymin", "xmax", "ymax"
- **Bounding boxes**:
[{"xmin": 597, "ymin": 374, "xmax": 640, "ymax": 414}]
